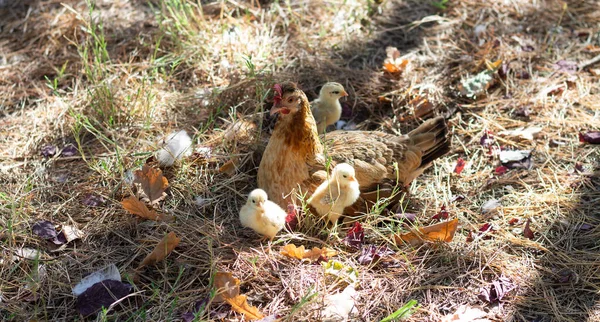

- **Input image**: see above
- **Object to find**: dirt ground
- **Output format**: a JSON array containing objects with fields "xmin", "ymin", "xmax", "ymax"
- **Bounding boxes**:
[{"xmin": 1, "ymin": 0, "xmax": 600, "ymax": 321}]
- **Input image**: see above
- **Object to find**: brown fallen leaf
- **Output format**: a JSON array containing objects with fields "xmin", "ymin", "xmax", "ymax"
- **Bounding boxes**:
[
  {"xmin": 121, "ymin": 196, "xmax": 173, "ymax": 222},
  {"xmin": 134, "ymin": 165, "xmax": 169, "ymax": 203},
  {"xmin": 393, "ymin": 218, "xmax": 459, "ymax": 247},
  {"xmin": 226, "ymin": 294, "xmax": 265, "ymax": 320},
  {"xmin": 138, "ymin": 232, "xmax": 180, "ymax": 269},
  {"xmin": 214, "ymin": 272, "xmax": 240, "ymax": 303},
  {"xmin": 280, "ymin": 244, "xmax": 337, "ymax": 261},
  {"xmin": 383, "ymin": 47, "xmax": 409, "ymax": 74},
  {"xmin": 219, "ymin": 158, "xmax": 237, "ymax": 175},
  {"xmin": 408, "ymin": 95, "xmax": 434, "ymax": 119}
]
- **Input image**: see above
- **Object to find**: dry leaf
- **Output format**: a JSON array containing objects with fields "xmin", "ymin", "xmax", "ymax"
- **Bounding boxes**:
[
  {"xmin": 322, "ymin": 285, "xmax": 357, "ymax": 321},
  {"xmin": 226, "ymin": 294, "xmax": 265, "ymax": 320},
  {"xmin": 213, "ymin": 272, "xmax": 240, "ymax": 302},
  {"xmin": 441, "ymin": 305, "xmax": 490, "ymax": 322},
  {"xmin": 383, "ymin": 47, "xmax": 409, "ymax": 74},
  {"xmin": 499, "ymin": 126, "xmax": 542, "ymax": 141},
  {"xmin": 280, "ymin": 244, "xmax": 337, "ymax": 261},
  {"xmin": 121, "ymin": 196, "xmax": 173, "ymax": 222},
  {"xmin": 407, "ymin": 96, "xmax": 434, "ymax": 119},
  {"xmin": 393, "ymin": 218, "xmax": 458, "ymax": 247},
  {"xmin": 219, "ymin": 159, "xmax": 237, "ymax": 175},
  {"xmin": 134, "ymin": 165, "xmax": 169, "ymax": 203},
  {"xmin": 138, "ymin": 232, "xmax": 180, "ymax": 269}
]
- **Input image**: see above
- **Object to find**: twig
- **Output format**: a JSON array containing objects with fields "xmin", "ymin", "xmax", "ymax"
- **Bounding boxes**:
[{"xmin": 578, "ymin": 54, "xmax": 600, "ymax": 70}]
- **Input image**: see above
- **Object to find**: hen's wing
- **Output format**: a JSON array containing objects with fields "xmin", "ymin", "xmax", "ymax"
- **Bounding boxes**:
[{"xmin": 307, "ymin": 116, "xmax": 449, "ymax": 194}]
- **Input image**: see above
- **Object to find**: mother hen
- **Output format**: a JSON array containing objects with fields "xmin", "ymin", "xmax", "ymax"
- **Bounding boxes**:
[{"xmin": 257, "ymin": 82, "xmax": 450, "ymax": 210}]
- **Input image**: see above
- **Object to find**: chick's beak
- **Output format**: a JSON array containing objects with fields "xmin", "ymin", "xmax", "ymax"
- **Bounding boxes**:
[
  {"xmin": 341, "ymin": 90, "xmax": 349, "ymax": 97},
  {"xmin": 348, "ymin": 175, "xmax": 356, "ymax": 181}
]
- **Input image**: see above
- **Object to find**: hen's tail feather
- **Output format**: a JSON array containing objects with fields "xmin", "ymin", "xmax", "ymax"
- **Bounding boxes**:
[{"xmin": 408, "ymin": 116, "xmax": 450, "ymax": 167}]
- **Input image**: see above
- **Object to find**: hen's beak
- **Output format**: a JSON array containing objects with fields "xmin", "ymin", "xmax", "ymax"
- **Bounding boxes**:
[{"xmin": 270, "ymin": 105, "xmax": 290, "ymax": 116}]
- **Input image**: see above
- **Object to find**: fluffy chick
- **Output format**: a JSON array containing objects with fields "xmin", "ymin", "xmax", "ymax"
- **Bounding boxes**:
[
  {"xmin": 239, "ymin": 189, "xmax": 287, "ymax": 241},
  {"xmin": 311, "ymin": 82, "xmax": 348, "ymax": 134},
  {"xmin": 156, "ymin": 130, "xmax": 193, "ymax": 167},
  {"xmin": 308, "ymin": 163, "xmax": 360, "ymax": 224}
]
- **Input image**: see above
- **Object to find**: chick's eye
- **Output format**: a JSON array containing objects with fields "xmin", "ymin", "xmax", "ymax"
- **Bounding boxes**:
[
  {"xmin": 343, "ymin": 175, "xmax": 348, "ymax": 178},
  {"xmin": 252, "ymin": 200, "xmax": 255, "ymax": 203},
  {"xmin": 332, "ymin": 91, "xmax": 340, "ymax": 95}
]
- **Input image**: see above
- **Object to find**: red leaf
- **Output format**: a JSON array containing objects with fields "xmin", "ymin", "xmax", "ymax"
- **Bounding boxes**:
[
  {"xmin": 508, "ymin": 218, "xmax": 519, "ymax": 225},
  {"xmin": 523, "ymin": 218, "xmax": 535, "ymax": 239},
  {"xmin": 285, "ymin": 204, "xmax": 298, "ymax": 231},
  {"xmin": 454, "ymin": 158, "xmax": 466, "ymax": 174},
  {"xmin": 343, "ymin": 222, "xmax": 364, "ymax": 249},
  {"xmin": 579, "ymin": 131, "xmax": 600, "ymax": 144},
  {"xmin": 479, "ymin": 223, "xmax": 493, "ymax": 233},
  {"xmin": 432, "ymin": 205, "xmax": 449, "ymax": 220},
  {"xmin": 495, "ymin": 166, "xmax": 508, "ymax": 175}
]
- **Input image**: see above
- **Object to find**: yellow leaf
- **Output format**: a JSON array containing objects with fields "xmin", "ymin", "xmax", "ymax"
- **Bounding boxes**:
[
  {"xmin": 138, "ymin": 232, "xmax": 180, "ymax": 269},
  {"xmin": 280, "ymin": 244, "xmax": 306, "ymax": 260},
  {"xmin": 121, "ymin": 196, "xmax": 173, "ymax": 222},
  {"xmin": 383, "ymin": 62, "xmax": 400, "ymax": 73},
  {"xmin": 485, "ymin": 59, "xmax": 502, "ymax": 72},
  {"xmin": 225, "ymin": 294, "xmax": 265, "ymax": 320},
  {"xmin": 393, "ymin": 218, "xmax": 458, "ymax": 247},
  {"xmin": 213, "ymin": 272, "xmax": 240, "ymax": 303},
  {"xmin": 133, "ymin": 165, "xmax": 169, "ymax": 203},
  {"xmin": 280, "ymin": 244, "xmax": 337, "ymax": 261}
]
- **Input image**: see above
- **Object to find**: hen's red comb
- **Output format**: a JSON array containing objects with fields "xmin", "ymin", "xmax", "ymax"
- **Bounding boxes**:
[{"xmin": 273, "ymin": 84, "xmax": 283, "ymax": 104}]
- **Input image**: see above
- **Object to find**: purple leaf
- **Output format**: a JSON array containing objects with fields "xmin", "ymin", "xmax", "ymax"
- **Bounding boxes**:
[
  {"xmin": 343, "ymin": 222, "xmax": 364, "ymax": 249},
  {"xmin": 478, "ymin": 276, "xmax": 515, "ymax": 304},
  {"xmin": 82, "ymin": 194, "xmax": 105, "ymax": 207},
  {"xmin": 579, "ymin": 223, "xmax": 593, "ymax": 231},
  {"xmin": 396, "ymin": 212, "xmax": 416, "ymax": 223},
  {"xmin": 41, "ymin": 145, "xmax": 57, "ymax": 158},
  {"xmin": 521, "ymin": 45, "xmax": 535, "ymax": 52},
  {"xmin": 357, "ymin": 245, "xmax": 395, "ymax": 265},
  {"xmin": 553, "ymin": 60, "xmax": 578, "ymax": 74},
  {"xmin": 579, "ymin": 131, "xmax": 600, "ymax": 144},
  {"xmin": 182, "ymin": 297, "xmax": 209, "ymax": 322},
  {"xmin": 76, "ymin": 280, "xmax": 132, "ymax": 316},
  {"xmin": 32, "ymin": 221, "xmax": 63, "ymax": 245},
  {"xmin": 499, "ymin": 62, "xmax": 510, "ymax": 78},
  {"xmin": 61, "ymin": 144, "xmax": 79, "ymax": 157},
  {"xmin": 480, "ymin": 131, "xmax": 494, "ymax": 147},
  {"xmin": 514, "ymin": 106, "xmax": 531, "ymax": 117}
]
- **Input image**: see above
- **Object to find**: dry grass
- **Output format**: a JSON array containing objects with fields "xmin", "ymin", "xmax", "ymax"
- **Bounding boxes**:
[{"xmin": 1, "ymin": 0, "xmax": 600, "ymax": 321}]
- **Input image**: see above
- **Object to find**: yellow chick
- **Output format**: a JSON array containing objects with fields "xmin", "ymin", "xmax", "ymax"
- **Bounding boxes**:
[
  {"xmin": 311, "ymin": 82, "xmax": 348, "ymax": 134},
  {"xmin": 239, "ymin": 189, "xmax": 287, "ymax": 241},
  {"xmin": 308, "ymin": 163, "xmax": 360, "ymax": 224}
]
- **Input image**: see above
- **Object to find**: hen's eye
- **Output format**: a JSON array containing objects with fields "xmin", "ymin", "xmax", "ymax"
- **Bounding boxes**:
[
  {"xmin": 287, "ymin": 97, "xmax": 294, "ymax": 103},
  {"xmin": 332, "ymin": 91, "xmax": 340, "ymax": 95}
]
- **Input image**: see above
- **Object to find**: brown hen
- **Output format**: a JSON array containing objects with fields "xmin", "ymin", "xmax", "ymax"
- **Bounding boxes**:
[{"xmin": 257, "ymin": 82, "xmax": 450, "ymax": 212}]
